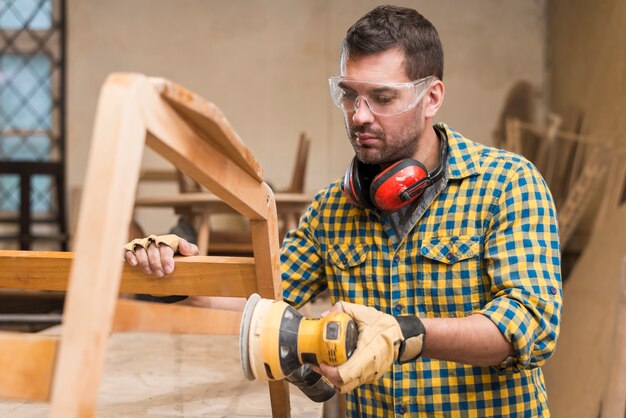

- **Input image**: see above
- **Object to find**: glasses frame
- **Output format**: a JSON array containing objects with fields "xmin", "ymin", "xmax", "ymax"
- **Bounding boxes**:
[{"xmin": 328, "ymin": 75, "xmax": 436, "ymax": 116}]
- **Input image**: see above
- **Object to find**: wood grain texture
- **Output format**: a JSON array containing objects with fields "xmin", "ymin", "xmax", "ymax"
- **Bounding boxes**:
[
  {"xmin": 543, "ymin": 205, "xmax": 626, "ymax": 418},
  {"xmin": 150, "ymin": 77, "xmax": 264, "ymax": 183},
  {"xmin": 0, "ymin": 251, "xmax": 257, "ymax": 297},
  {"xmin": 139, "ymin": 79, "xmax": 271, "ymax": 221},
  {"xmin": 113, "ymin": 299, "xmax": 242, "ymax": 335},
  {"xmin": 48, "ymin": 73, "xmax": 149, "ymax": 418},
  {"xmin": 0, "ymin": 333, "xmax": 57, "ymax": 401},
  {"xmin": 1, "ymin": 72, "xmax": 290, "ymax": 418}
]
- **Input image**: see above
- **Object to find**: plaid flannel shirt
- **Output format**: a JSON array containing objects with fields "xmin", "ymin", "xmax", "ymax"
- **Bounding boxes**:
[{"xmin": 281, "ymin": 123, "xmax": 562, "ymax": 417}]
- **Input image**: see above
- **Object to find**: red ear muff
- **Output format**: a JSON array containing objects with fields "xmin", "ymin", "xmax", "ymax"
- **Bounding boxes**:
[
  {"xmin": 370, "ymin": 159, "xmax": 430, "ymax": 211},
  {"xmin": 342, "ymin": 158, "xmax": 381, "ymax": 209},
  {"xmin": 342, "ymin": 128, "xmax": 448, "ymax": 211}
]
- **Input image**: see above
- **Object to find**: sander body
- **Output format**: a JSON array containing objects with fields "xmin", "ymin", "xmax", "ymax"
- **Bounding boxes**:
[{"xmin": 239, "ymin": 294, "xmax": 358, "ymax": 401}]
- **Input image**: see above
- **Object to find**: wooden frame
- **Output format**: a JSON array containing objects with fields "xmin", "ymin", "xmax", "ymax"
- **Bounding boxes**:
[{"xmin": 0, "ymin": 73, "xmax": 290, "ymax": 417}]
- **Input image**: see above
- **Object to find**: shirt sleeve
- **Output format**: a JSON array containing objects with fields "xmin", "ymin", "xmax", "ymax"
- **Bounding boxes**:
[
  {"xmin": 280, "ymin": 190, "xmax": 328, "ymax": 309},
  {"xmin": 480, "ymin": 159, "xmax": 562, "ymax": 374}
]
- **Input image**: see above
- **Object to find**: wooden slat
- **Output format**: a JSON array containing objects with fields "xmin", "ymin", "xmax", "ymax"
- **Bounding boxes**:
[
  {"xmin": 600, "ymin": 258, "xmax": 626, "ymax": 418},
  {"xmin": 0, "ymin": 333, "xmax": 58, "ymax": 401},
  {"xmin": 112, "ymin": 299, "xmax": 242, "ymax": 334},
  {"xmin": 48, "ymin": 73, "xmax": 150, "ymax": 418},
  {"xmin": 543, "ymin": 206, "xmax": 626, "ymax": 418},
  {"xmin": 137, "ymin": 79, "xmax": 272, "ymax": 221},
  {"xmin": 139, "ymin": 168, "xmax": 178, "ymax": 181},
  {"xmin": 0, "ymin": 250, "xmax": 257, "ymax": 297},
  {"xmin": 150, "ymin": 77, "xmax": 264, "ymax": 183}
]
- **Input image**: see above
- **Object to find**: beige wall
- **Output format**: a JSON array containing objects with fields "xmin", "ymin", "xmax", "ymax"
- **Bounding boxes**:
[
  {"xmin": 67, "ymin": 0, "xmax": 547, "ymax": 233},
  {"xmin": 548, "ymin": 0, "xmax": 626, "ymax": 142},
  {"xmin": 546, "ymin": 0, "xmax": 626, "ymax": 245}
]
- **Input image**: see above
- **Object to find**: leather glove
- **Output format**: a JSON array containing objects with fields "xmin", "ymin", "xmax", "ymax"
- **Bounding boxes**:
[
  {"xmin": 124, "ymin": 234, "xmax": 181, "ymax": 254},
  {"xmin": 336, "ymin": 302, "xmax": 425, "ymax": 393}
]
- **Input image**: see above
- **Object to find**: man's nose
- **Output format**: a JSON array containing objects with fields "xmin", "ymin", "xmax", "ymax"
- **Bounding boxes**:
[{"xmin": 352, "ymin": 97, "xmax": 375, "ymax": 125}]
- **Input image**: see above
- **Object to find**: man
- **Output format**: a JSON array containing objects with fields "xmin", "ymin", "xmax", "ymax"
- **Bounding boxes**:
[{"xmin": 125, "ymin": 6, "xmax": 562, "ymax": 417}]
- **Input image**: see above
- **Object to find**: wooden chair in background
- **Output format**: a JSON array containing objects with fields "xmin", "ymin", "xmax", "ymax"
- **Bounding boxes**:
[
  {"xmin": 135, "ymin": 131, "xmax": 311, "ymax": 256},
  {"xmin": 0, "ymin": 73, "xmax": 291, "ymax": 417}
]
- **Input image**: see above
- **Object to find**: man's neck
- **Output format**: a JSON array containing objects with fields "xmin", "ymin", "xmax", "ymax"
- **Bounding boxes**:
[{"xmin": 414, "ymin": 124, "xmax": 441, "ymax": 172}]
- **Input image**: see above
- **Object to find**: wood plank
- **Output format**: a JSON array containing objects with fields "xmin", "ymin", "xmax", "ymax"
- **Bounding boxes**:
[
  {"xmin": 139, "ymin": 168, "xmax": 178, "ymax": 181},
  {"xmin": 0, "ymin": 333, "xmax": 57, "ymax": 401},
  {"xmin": 150, "ymin": 77, "xmax": 264, "ymax": 183},
  {"xmin": 250, "ymin": 184, "xmax": 283, "ymax": 301},
  {"xmin": 135, "ymin": 192, "xmax": 312, "ymax": 208},
  {"xmin": 112, "ymin": 299, "xmax": 242, "ymax": 335},
  {"xmin": 0, "ymin": 251, "xmax": 258, "ymax": 297},
  {"xmin": 600, "ymin": 257, "xmax": 626, "ymax": 418},
  {"xmin": 543, "ymin": 205, "xmax": 626, "ymax": 418},
  {"xmin": 139, "ymin": 78, "xmax": 271, "ymax": 221},
  {"xmin": 556, "ymin": 148, "xmax": 608, "ymax": 247},
  {"xmin": 48, "ymin": 73, "xmax": 149, "ymax": 418}
]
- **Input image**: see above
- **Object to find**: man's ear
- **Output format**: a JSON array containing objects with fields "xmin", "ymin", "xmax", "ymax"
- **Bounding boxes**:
[{"xmin": 423, "ymin": 80, "xmax": 445, "ymax": 118}]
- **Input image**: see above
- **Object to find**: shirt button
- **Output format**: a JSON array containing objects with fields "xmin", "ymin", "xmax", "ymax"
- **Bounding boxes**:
[
  {"xmin": 550, "ymin": 287, "xmax": 557, "ymax": 295},
  {"xmin": 446, "ymin": 252, "xmax": 454, "ymax": 261},
  {"xmin": 394, "ymin": 304, "xmax": 404, "ymax": 313},
  {"xmin": 396, "ymin": 404, "xmax": 407, "ymax": 415},
  {"xmin": 393, "ymin": 256, "xmax": 400, "ymax": 263}
]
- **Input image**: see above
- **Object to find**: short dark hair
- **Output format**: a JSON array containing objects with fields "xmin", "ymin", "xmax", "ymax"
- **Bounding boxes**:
[{"xmin": 341, "ymin": 5, "xmax": 444, "ymax": 81}]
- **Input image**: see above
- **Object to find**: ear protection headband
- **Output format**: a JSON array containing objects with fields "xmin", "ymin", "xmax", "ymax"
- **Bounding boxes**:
[{"xmin": 342, "ymin": 132, "xmax": 448, "ymax": 212}]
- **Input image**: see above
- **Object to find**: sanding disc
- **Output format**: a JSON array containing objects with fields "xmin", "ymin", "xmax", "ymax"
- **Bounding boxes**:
[{"xmin": 239, "ymin": 293, "xmax": 261, "ymax": 380}]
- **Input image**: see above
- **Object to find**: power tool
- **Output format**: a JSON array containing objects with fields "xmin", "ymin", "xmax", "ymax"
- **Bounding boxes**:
[{"xmin": 239, "ymin": 294, "xmax": 358, "ymax": 402}]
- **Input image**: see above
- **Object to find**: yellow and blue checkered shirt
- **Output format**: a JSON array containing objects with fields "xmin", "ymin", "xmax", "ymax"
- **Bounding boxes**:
[{"xmin": 281, "ymin": 123, "xmax": 562, "ymax": 417}]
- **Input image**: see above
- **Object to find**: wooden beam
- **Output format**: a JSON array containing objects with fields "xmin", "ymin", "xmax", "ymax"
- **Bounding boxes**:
[
  {"xmin": 113, "ymin": 299, "xmax": 242, "ymax": 335},
  {"xmin": 138, "ymin": 78, "xmax": 272, "ymax": 221},
  {"xmin": 600, "ymin": 257, "xmax": 626, "ymax": 418},
  {"xmin": 48, "ymin": 74, "xmax": 149, "ymax": 418},
  {"xmin": 0, "ymin": 250, "xmax": 258, "ymax": 298},
  {"xmin": 0, "ymin": 333, "xmax": 57, "ymax": 401},
  {"xmin": 150, "ymin": 77, "xmax": 264, "ymax": 183}
]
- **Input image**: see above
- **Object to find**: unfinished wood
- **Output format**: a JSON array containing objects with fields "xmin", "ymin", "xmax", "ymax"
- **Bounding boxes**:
[
  {"xmin": 137, "ymin": 79, "xmax": 272, "ymax": 221},
  {"xmin": 269, "ymin": 380, "xmax": 292, "ymax": 418},
  {"xmin": 600, "ymin": 257, "xmax": 626, "ymax": 418},
  {"xmin": 543, "ymin": 205, "xmax": 626, "ymax": 418},
  {"xmin": 112, "ymin": 299, "xmax": 242, "ymax": 334},
  {"xmin": 0, "ymin": 251, "xmax": 257, "ymax": 297},
  {"xmin": 250, "ymin": 183, "xmax": 283, "ymax": 301},
  {"xmin": 0, "ymin": 333, "xmax": 57, "ymax": 401},
  {"xmin": 138, "ymin": 168, "xmax": 178, "ymax": 182},
  {"xmin": 47, "ymin": 73, "xmax": 149, "ymax": 418},
  {"xmin": 504, "ymin": 117, "xmax": 522, "ymax": 154},
  {"xmin": 286, "ymin": 133, "xmax": 311, "ymax": 194},
  {"xmin": 151, "ymin": 77, "xmax": 264, "ymax": 183},
  {"xmin": 594, "ymin": 151, "xmax": 626, "ymax": 233},
  {"xmin": 555, "ymin": 148, "xmax": 608, "ymax": 248},
  {"xmin": 134, "ymin": 191, "xmax": 311, "ymax": 211},
  {"xmin": 534, "ymin": 113, "xmax": 562, "ymax": 185},
  {"xmin": 1, "ymin": 72, "xmax": 290, "ymax": 418}
]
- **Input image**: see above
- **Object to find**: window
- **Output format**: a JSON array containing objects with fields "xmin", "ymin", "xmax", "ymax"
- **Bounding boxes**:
[{"xmin": 0, "ymin": 0, "xmax": 66, "ymax": 248}]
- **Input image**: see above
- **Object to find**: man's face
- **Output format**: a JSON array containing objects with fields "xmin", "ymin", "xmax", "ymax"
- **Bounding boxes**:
[{"xmin": 341, "ymin": 49, "xmax": 427, "ymax": 166}]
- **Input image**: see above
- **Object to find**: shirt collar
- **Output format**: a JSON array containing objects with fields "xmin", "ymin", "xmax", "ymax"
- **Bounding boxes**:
[{"xmin": 436, "ymin": 122, "xmax": 483, "ymax": 180}]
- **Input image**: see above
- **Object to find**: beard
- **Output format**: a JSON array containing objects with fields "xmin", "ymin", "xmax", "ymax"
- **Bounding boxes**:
[{"xmin": 346, "ymin": 114, "xmax": 424, "ymax": 166}]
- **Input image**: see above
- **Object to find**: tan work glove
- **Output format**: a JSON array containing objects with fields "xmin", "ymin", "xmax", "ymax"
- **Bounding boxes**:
[
  {"xmin": 124, "ymin": 234, "xmax": 181, "ymax": 254},
  {"xmin": 336, "ymin": 302, "xmax": 425, "ymax": 393}
]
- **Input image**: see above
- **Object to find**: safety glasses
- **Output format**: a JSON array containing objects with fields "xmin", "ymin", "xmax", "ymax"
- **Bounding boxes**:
[{"xmin": 328, "ymin": 75, "xmax": 435, "ymax": 116}]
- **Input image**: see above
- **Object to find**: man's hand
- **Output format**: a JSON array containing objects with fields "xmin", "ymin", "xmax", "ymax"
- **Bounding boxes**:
[
  {"xmin": 124, "ymin": 234, "xmax": 199, "ymax": 277},
  {"xmin": 314, "ymin": 302, "xmax": 425, "ymax": 393}
]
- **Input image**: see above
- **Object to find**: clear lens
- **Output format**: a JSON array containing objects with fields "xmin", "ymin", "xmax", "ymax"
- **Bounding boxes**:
[{"xmin": 328, "ymin": 76, "xmax": 435, "ymax": 116}]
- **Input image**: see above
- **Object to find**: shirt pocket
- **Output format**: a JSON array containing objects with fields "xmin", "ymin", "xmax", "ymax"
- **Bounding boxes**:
[
  {"xmin": 326, "ymin": 242, "xmax": 373, "ymax": 305},
  {"xmin": 418, "ymin": 235, "xmax": 484, "ymax": 317}
]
